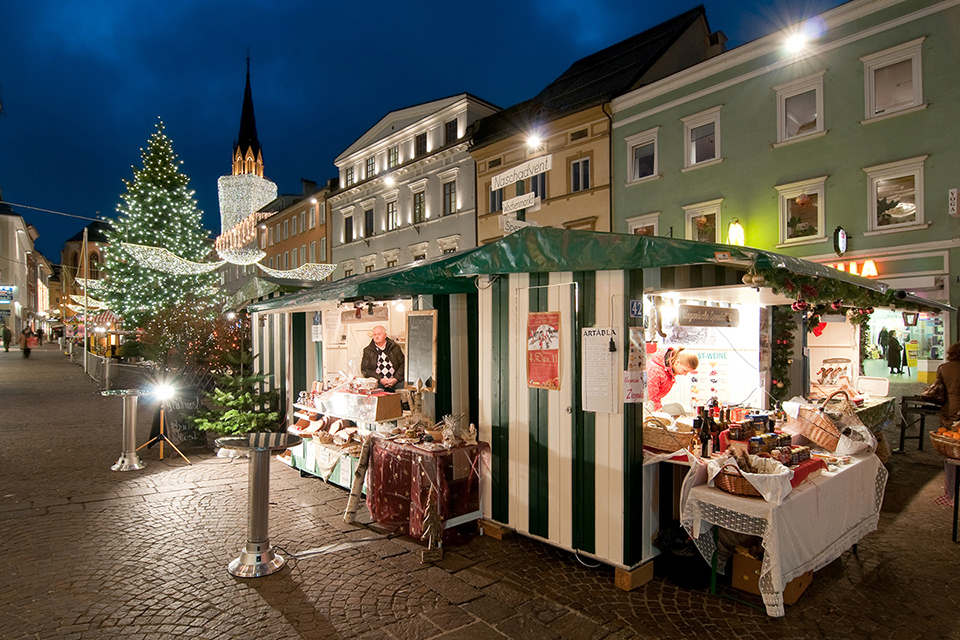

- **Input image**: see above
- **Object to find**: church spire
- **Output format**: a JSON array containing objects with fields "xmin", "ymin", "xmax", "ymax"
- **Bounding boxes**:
[{"xmin": 232, "ymin": 53, "xmax": 264, "ymax": 177}]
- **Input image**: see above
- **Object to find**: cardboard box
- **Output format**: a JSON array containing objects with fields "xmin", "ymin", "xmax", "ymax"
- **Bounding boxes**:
[{"xmin": 730, "ymin": 554, "xmax": 812, "ymax": 605}]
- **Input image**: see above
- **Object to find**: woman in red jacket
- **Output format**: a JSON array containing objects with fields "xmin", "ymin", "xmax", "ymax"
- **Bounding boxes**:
[{"xmin": 646, "ymin": 346, "xmax": 699, "ymax": 410}]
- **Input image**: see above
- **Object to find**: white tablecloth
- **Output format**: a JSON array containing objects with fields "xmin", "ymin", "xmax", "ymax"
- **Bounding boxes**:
[{"xmin": 680, "ymin": 454, "xmax": 887, "ymax": 616}]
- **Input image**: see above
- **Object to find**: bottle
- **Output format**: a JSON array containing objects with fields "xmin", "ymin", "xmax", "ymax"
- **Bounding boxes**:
[{"xmin": 699, "ymin": 406, "xmax": 712, "ymax": 458}]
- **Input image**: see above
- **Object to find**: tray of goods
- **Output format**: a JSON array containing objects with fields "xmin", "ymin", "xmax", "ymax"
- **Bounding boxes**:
[
  {"xmin": 931, "ymin": 428, "xmax": 960, "ymax": 459},
  {"xmin": 643, "ymin": 414, "xmax": 697, "ymax": 452}
]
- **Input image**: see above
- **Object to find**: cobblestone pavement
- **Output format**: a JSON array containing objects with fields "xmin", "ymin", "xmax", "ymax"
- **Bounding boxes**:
[{"xmin": 1, "ymin": 344, "xmax": 959, "ymax": 639}]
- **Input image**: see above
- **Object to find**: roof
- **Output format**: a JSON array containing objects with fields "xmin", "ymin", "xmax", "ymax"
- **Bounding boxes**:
[
  {"xmin": 64, "ymin": 220, "xmax": 112, "ymax": 244},
  {"xmin": 234, "ymin": 57, "xmax": 261, "ymax": 160},
  {"xmin": 250, "ymin": 227, "xmax": 954, "ymax": 314},
  {"xmin": 471, "ymin": 5, "xmax": 707, "ymax": 148}
]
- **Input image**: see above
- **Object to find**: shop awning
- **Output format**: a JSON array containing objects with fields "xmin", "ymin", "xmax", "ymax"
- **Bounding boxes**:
[{"xmin": 251, "ymin": 227, "xmax": 954, "ymax": 314}]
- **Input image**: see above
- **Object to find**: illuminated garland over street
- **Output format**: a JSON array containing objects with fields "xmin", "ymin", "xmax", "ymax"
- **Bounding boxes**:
[
  {"xmin": 121, "ymin": 242, "xmax": 335, "ymax": 281},
  {"xmin": 69, "ymin": 294, "xmax": 106, "ymax": 309}
]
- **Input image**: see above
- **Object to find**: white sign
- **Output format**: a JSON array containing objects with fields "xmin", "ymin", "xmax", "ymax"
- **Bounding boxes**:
[
  {"xmin": 581, "ymin": 327, "xmax": 619, "ymax": 414},
  {"xmin": 0, "ymin": 286, "xmax": 12, "ymax": 303},
  {"xmin": 490, "ymin": 155, "xmax": 553, "ymax": 191},
  {"xmin": 502, "ymin": 192, "xmax": 538, "ymax": 214},
  {"xmin": 500, "ymin": 213, "xmax": 542, "ymax": 233},
  {"xmin": 312, "ymin": 324, "xmax": 323, "ymax": 342},
  {"xmin": 950, "ymin": 188, "xmax": 959, "ymax": 218}
]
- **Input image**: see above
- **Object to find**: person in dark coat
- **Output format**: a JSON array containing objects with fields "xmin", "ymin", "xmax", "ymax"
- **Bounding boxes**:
[
  {"xmin": 886, "ymin": 333, "xmax": 903, "ymax": 374},
  {"xmin": 878, "ymin": 327, "xmax": 889, "ymax": 358},
  {"xmin": 360, "ymin": 325, "xmax": 405, "ymax": 391}
]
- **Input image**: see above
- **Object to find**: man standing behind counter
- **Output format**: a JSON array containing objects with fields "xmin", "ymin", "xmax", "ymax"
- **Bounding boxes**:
[{"xmin": 361, "ymin": 325, "xmax": 405, "ymax": 391}]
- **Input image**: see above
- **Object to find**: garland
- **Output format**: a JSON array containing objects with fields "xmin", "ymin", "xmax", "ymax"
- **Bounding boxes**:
[{"xmin": 770, "ymin": 306, "xmax": 795, "ymax": 403}]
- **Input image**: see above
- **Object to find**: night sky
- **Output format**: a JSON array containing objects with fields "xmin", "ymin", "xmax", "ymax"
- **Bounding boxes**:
[{"xmin": 0, "ymin": 0, "xmax": 846, "ymax": 260}]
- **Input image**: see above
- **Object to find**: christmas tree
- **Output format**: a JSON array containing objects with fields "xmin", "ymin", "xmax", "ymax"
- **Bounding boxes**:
[{"xmin": 102, "ymin": 119, "xmax": 218, "ymax": 329}]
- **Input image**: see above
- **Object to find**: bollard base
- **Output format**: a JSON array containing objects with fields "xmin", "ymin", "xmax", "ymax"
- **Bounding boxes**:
[
  {"xmin": 111, "ymin": 453, "xmax": 146, "ymax": 471},
  {"xmin": 228, "ymin": 540, "xmax": 285, "ymax": 578}
]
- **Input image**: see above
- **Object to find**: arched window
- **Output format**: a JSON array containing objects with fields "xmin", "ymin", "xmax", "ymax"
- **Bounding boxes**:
[{"xmin": 88, "ymin": 253, "xmax": 100, "ymax": 279}]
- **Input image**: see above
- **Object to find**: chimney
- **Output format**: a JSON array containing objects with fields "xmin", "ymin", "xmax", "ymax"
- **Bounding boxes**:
[{"xmin": 707, "ymin": 31, "xmax": 728, "ymax": 58}]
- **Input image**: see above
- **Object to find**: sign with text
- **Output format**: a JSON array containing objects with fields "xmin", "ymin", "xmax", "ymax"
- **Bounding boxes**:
[
  {"xmin": 502, "ymin": 192, "xmax": 540, "ymax": 214},
  {"xmin": 500, "ymin": 213, "xmax": 541, "ymax": 233},
  {"xmin": 491, "ymin": 155, "xmax": 552, "ymax": 191},
  {"xmin": 581, "ymin": 327, "xmax": 618, "ymax": 413},
  {"xmin": 678, "ymin": 305, "xmax": 739, "ymax": 328},
  {"xmin": 527, "ymin": 311, "xmax": 561, "ymax": 390},
  {"xmin": 405, "ymin": 310, "xmax": 437, "ymax": 392},
  {"xmin": 0, "ymin": 286, "xmax": 12, "ymax": 303}
]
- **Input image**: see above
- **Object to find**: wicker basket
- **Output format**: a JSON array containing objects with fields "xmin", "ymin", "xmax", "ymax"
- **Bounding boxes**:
[
  {"xmin": 792, "ymin": 390, "xmax": 849, "ymax": 452},
  {"xmin": 643, "ymin": 416, "xmax": 697, "ymax": 452},
  {"xmin": 713, "ymin": 463, "xmax": 763, "ymax": 498},
  {"xmin": 930, "ymin": 433, "xmax": 960, "ymax": 459}
]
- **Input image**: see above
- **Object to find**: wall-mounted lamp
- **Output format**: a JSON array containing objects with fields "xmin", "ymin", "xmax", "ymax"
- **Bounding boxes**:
[
  {"xmin": 727, "ymin": 219, "xmax": 745, "ymax": 246},
  {"xmin": 902, "ymin": 311, "xmax": 920, "ymax": 326}
]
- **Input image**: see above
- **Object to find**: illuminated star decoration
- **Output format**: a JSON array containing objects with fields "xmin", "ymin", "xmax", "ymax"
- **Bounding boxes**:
[{"xmin": 121, "ymin": 242, "xmax": 336, "ymax": 281}]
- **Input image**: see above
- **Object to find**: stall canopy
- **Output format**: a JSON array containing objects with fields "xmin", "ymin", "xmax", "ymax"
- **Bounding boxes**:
[{"xmin": 250, "ymin": 228, "xmax": 954, "ymax": 314}]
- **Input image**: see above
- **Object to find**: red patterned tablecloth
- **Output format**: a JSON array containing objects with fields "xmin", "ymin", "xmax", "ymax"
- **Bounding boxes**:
[{"xmin": 366, "ymin": 438, "xmax": 488, "ymax": 543}]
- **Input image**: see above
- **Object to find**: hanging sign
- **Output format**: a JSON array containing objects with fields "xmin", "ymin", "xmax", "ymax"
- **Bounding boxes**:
[
  {"xmin": 502, "ymin": 192, "xmax": 539, "ymax": 214},
  {"xmin": 623, "ymin": 327, "xmax": 646, "ymax": 404},
  {"xmin": 311, "ymin": 311, "xmax": 322, "ymax": 342},
  {"xmin": 527, "ymin": 311, "xmax": 561, "ymax": 390},
  {"xmin": 582, "ymin": 328, "xmax": 618, "ymax": 412},
  {"xmin": 491, "ymin": 155, "xmax": 553, "ymax": 190},
  {"xmin": 0, "ymin": 286, "xmax": 13, "ymax": 303},
  {"xmin": 678, "ymin": 305, "xmax": 739, "ymax": 328}
]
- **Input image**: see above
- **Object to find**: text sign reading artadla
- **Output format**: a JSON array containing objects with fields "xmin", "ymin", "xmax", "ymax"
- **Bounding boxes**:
[
  {"xmin": 678, "ymin": 304, "xmax": 739, "ymax": 328},
  {"xmin": 490, "ymin": 155, "xmax": 552, "ymax": 191}
]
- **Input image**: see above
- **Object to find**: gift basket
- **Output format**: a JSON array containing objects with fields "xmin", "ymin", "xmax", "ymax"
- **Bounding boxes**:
[
  {"xmin": 643, "ymin": 413, "xmax": 697, "ymax": 453},
  {"xmin": 707, "ymin": 452, "xmax": 794, "ymax": 504}
]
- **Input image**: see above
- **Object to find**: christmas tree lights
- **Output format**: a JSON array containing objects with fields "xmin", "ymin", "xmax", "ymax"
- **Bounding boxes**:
[{"xmin": 101, "ymin": 119, "xmax": 220, "ymax": 329}]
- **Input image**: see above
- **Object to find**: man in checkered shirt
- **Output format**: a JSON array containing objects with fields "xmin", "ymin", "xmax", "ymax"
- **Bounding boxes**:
[{"xmin": 360, "ymin": 325, "xmax": 405, "ymax": 391}]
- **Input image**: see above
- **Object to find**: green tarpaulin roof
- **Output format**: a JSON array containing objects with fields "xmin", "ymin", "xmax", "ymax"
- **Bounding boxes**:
[{"xmin": 250, "ymin": 227, "xmax": 953, "ymax": 313}]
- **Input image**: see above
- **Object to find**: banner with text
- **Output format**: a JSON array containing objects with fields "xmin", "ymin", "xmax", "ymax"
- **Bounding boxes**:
[{"xmin": 527, "ymin": 311, "xmax": 561, "ymax": 390}]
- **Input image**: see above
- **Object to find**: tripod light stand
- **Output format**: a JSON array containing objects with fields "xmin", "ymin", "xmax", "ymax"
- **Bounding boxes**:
[{"xmin": 136, "ymin": 385, "xmax": 192, "ymax": 464}]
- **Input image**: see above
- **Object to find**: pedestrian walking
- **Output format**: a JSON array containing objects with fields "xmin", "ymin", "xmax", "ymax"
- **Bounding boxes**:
[
  {"xmin": 36, "ymin": 327, "xmax": 44, "ymax": 345},
  {"xmin": 886, "ymin": 332, "xmax": 903, "ymax": 374},
  {"xmin": 878, "ymin": 326, "xmax": 889, "ymax": 358},
  {"xmin": 1, "ymin": 323, "xmax": 10, "ymax": 352},
  {"xmin": 19, "ymin": 327, "xmax": 37, "ymax": 359}
]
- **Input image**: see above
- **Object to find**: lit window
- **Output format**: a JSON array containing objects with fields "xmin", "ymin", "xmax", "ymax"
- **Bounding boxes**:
[
  {"xmin": 775, "ymin": 72, "xmax": 824, "ymax": 143},
  {"xmin": 366, "ymin": 157, "xmax": 375, "ymax": 179},
  {"xmin": 413, "ymin": 191, "xmax": 425, "ymax": 224},
  {"xmin": 682, "ymin": 107, "xmax": 721, "ymax": 169},
  {"xmin": 571, "ymin": 157, "xmax": 590, "ymax": 193},
  {"xmin": 345, "ymin": 167, "xmax": 355, "ymax": 186},
  {"xmin": 443, "ymin": 181, "xmax": 456, "ymax": 216},
  {"xmin": 344, "ymin": 268, "xmax": 353, "ymax": 278},
  {"xmin": 865, "ymin": 156, "xmax": 927, "ymax": 233},
  {"xmin": 388, "ymin": 145, "xmax": 399, "ymax": 168},
  {"xmin": 625, "ymin": 128, "xmax": 658, "ymax": 183},
  {"xmin": 682, "ymin": 200, "xmax": 722, "ymax": 243},
  {"xmin": 387, "ymin": 200, "xmax": 399, "ymax": 230},
  {"xmin": 776, "ymin": 177, "xmax": 827, "ymax": 244},
  {"xmin": 862, "ymin": 38, "xmax": 925, "ymax": 120},
  {"xmin": 626, "ymin": 212, "xmax": 659, "ymax": 237},
  {"xmin": 415, "ymin": 133, "xmax": 427, "ymax": 157}
]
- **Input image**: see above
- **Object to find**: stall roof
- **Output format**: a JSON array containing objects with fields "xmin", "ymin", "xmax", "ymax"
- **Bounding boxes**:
[{"xmin": 250, "ymin": 228, "xmax": 954, "ymax": 314}]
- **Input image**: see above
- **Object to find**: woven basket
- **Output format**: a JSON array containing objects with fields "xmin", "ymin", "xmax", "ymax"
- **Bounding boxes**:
[
  {"xmin": 643, "ymin": 416, "xmax": 697, "ymax": 452},
  {"xmin": 792, "ymin": 390, "xmax": 848, "ymax": 452},
  {"xmin": 714, "ymin": 463, "xmax": 763, "ymax": 498},
  {"xmin": 930, "ymin": 433, "xmax": 960, "ymax": 459}
]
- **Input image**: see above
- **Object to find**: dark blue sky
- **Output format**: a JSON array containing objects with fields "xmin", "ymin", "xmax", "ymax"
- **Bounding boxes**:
[{"xmin": 0, "ymin": 0, "xmax": 846, "ymax": 260}]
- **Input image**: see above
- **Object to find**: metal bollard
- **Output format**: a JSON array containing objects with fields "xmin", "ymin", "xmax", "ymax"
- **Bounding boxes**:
[
  {"xmin": 103, "ymin": 360, "xmax": 115, "ymax": 391},
  {"xmin": 111, "ymin": 393, "xmax": 146, "ymax": 471}
]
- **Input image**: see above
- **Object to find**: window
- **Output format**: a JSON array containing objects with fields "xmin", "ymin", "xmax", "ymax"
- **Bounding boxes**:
[
  {"xmin": 308, "ymin": 208, "xmax": 315, "ymax": 229},
  {"xmin": 387, "ymin": 200, "xmax": 399, "ymax": 230},
  {"xmin": 682, "ymin": 200, "xmax": 723, "ymax": 243},
  {"xmin": 343, "ymin": 214, "xmax": 353, "ymax": 243},
  {"xmin": 291, "ymin": 248, "xmax": 298, "ymax": 269},
  {"xmin": 682, "ymin": 107, "xmax": 721, "ymax": 169},
  {"xmin": 283, "ymin": 220, "xmax": 289, "ymax": 240},
  {"xmin": 442, "ymin": 181, "xmax": 456, "ymax": 216},
  {"xmin": 309, "ymin": 241, "xmax": 316, "ymax": 263},
  {"xmin": 626, "ymin": 212, "xmax": 660, "ymax": 237},
  {"xmin": 291, "ymin": 216, "xmax": 297, "ymax": 236},
  {"xmin": 386, "ymin": 258, "xmax": 398, "ymax": 268},
  {"xmin": 415, "ymin": 132, "xmax": 427, "ymax": 157},
  {"xmin": 301, "ymin": 244, "xmax": 307, "ymax": 264},
  {"xmin": 88, "ymin": 254, "xmax": 100, "ymax": 278},
  {"xmin": 284, "ymin": 251, "xmax": 290, "ymax": 269},
  {"xmin": 320, "ymin": 237, "xmax": 326, "ymax": 262},
  {"xmin": 445, "ymin": 119, "xmax": 458, "ymax": 145},
  {"xmin": 625, "ymin": 128, "xmax": 658, "ymax": 183},
  {"xmin": 275, "ymin": 224, "xmax": 280, "ymax": 242},
  {"xmin": 775, "ymin": 72, "xmax": 824, "ymax": 143},
  {"xmin": 776, "ymin": 176, "xmax": 827, "ymax": 244},
  {"xmin": 529, "ymin": 173, "xmax": 546, "ymax": 200},
  {"xmin": 862, "ymin": 38, "xmax": 925, "ymax": 121},
  {"xmin": 865, "ymin": 156, "xmax": 927, "ymax": 233},
  {"xmin": 345, "ymin": 166, "xmax": 355, "ymax": 186},
  {"xmin": 388, "ymin": 145, "xmax": 399, "ymax": 168},
  {"xmin": 488, "ymin": 157, "xmax": 502, "ymax": 169},
  {"xmin": 269, "ymin": 257, "xmax": 274, "ymax": 269},
  {"xmin": 319, "ymin": 202, "xmax": 326, "ymax": 224},
  {"xmin": 413, "ymin": 253, "xmax": 426, "ymax": 261},
  {"xmin": 364, "ymin": 208, "xmax": 374, "ymax": 238},
  {"xmin": 365, "ymin": 157, "xmax": 376, "ymax": 179},
  {"xmin": 300, "ymin": 212, "xmax": 306, "ymax": 233},
  {"xmin": 571, "ymin": 157, "xmax": 590, "ymax": 193},
  {"xmin": 413, "ymin": 191, "xmax": 426, "ymax": 224},
  {"xmin": 365, "ymin": 264, "xmax": 375, "ymax": 273},
  {"xmin": 344, "ymin": 268, "xmax": 353, "ymax": 278},
  {"xmin": 570, "ymin": 128, "xmax": 588, "ymax": 142},
  {"xmin": 490, "ymin": 187, "xmax": 504, "ymax": 212}
]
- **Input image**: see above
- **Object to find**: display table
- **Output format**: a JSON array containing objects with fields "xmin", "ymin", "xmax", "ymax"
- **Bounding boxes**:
[
  {"xmin": 680, "ymin": 454, "xmax": 887, "ymax": 617},
  {"xmin": 855, "ymin": 396, "xmax": 897, "ymax": 461},
  {"xmin": 367, "ymin": 438, "xmax": 488, "ymax": 542},
  {"xmin": 897, "ymin": 395, "xmax": 940, "ymax": 453}
]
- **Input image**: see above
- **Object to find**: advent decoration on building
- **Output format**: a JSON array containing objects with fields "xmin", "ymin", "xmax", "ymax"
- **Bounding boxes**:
[
  {"xmin": 101, "ymin": 119, "xmax": 220, "ymax": 329},
  {"xmin": 770, "ymin": 306, "xmax": 795, "ymax": 403}
]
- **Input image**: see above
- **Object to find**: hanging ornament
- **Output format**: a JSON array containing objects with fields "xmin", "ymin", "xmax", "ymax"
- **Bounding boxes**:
[
  {"xmin": 791, "ymin": 296, "xmax": 808, "ymax": 311},
  {"xmin": 796, "ymin": 193, "xmax": 811, "ymax": 206},
  {"xmin": 830, "ymin": 300, "xmax": 843, "ymax": 310}
]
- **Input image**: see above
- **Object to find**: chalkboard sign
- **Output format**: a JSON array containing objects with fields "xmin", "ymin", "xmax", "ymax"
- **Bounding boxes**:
[{"xmin": 405, "ymin": 310, "xmax": 437, "ymax": 392}]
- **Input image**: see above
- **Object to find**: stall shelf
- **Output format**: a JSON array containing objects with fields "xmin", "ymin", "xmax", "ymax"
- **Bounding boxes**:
[{"xmin": 680, "ymin": 454, "xmax": 887, "ymax": 617}]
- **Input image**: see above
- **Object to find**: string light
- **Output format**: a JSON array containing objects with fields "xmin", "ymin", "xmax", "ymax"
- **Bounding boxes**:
[
  {"xmin": 217, "ymin": 174, "xmax": 277, "ymax": 233},
  {"xmin": 121, "ymin": 242, "xmax": 225, "ymax": 274},
  {"xmin": 217, "ymin": 247, "xmax": 266, "ymax": 265},
  {"xmin": 256, "ymin": 261, "xmax": 336, "ymax": 281},
  {"xmin": 69, "ymin": 294, "xmax": 106, "ymax": 309}
]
